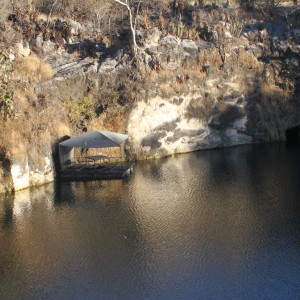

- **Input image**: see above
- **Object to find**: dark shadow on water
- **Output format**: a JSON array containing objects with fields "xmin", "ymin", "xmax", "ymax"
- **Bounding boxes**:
[
  {"xmin": 0, "ymin": 193, "xmax": 14, "ymax": 229},
  {"xmin": 137, "ymin": 156, "xmax": 170, "ymax": 182},
  {"xmin": 53, "ymin": 181, "xmax": 76, "ymax": 206},
  {"xmin": 286, "ymin": 125, "xmax": 300, "ymax": 145}
]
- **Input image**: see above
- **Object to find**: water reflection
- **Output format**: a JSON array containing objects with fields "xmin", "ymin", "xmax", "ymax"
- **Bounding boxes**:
[
  {"xmin": 0, "ymin": 193, "xmax": 14, "ymax": 229},
  {"xmin": 0, "ymin": 143, "xmax": 300, "ymax": 299}
]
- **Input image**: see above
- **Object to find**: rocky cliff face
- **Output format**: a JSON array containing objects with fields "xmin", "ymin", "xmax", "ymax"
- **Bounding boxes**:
[
  {"xmin": 1, "ymin": 5, "xmax": 299, "ymax": 192},
  {"xmin": 128, "ymin": 25, "xmax": 299, "ymax": 158}
]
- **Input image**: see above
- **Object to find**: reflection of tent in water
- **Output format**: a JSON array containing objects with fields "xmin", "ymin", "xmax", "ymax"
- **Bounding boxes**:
[{"xmin": 59, "ymin": 130, "xmax": 134, "ymax": 180}]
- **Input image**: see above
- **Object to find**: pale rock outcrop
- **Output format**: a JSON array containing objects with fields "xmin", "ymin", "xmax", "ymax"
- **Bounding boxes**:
[
  {"xmin": 127, "ymin": 93, "xmax": 252, "ymax": 159},
  {"xmin": 11, "ymin": 154, "xmax": 54, "ymax": 192},
  {"xmin": 11, "ymin": 159, "xmax": 30, "ymax": 191},
  {"xmin": 15, "ymin": 42, "xmax": 30, "ymax": 57}
]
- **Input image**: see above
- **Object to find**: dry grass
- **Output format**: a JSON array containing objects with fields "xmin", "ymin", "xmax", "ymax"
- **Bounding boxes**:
[
  {"xmin": 182, "ymin": 59, "xmax": 207, "ymax": 83},
  {"xmin": 89, "ymin": 107, "xmax": 127, "ymax": 134},
  {"xmin": 197, "ymin": 47, "xmax": 262, "ymax": 79},
  {"xmin": 0, "ymin": 120, "xmax": 27, "ymax": 162},
  {"xmin": 172, "ymin": 80, "xmax": 185, "ymax": 94},
  {"xmin": 254, "ymin": 82, "xmax": 295, "ymax": 140},
  {"xmin": 149, "ymin": 61, "xmax": 208, "ymax": 98},
  {"xmin": 149, "ymin": 69, "xmax": 175, "ymax": 83},
  {"xmin": 14, "ymin": 86, "xmax": 37, "ymax": 111},
  {"xmin": 0, "ymin": 82, "xmax": 70, "ymax": 167},
  {"xmin": 158, "ymin": 77, "xmax": 191, "ymax": 98},
  {"xmin": 197, "ymin": 49, "xmax": 223, "ymax": 70},
  {"xmin": 238, "ymin": 51, "xmax": 261, "ymax": 69},
  {"xmin": 70, "ymin": 49, "xmax": 81, "ymax": 61},
  {"xmin": 203, "ymin": 0, "xmax": 240, "ymax": 7},
  {"xmin": 159, "ymin": 83, "xmax": 173, "ymax": 98},
  {"xmin": 0, "ymin": 0, "xmax": 10, "ymax": 23},
  {"xmin": 185, "ymin": 68, "xmax": 206, "ymax": 80},
  {"xmin": 260, "ymin": 82, "xmax": 289, "ymax": 99},
  {"xmin": 13, "ymin": 54, "xmax": 54, "ymax": 83}
]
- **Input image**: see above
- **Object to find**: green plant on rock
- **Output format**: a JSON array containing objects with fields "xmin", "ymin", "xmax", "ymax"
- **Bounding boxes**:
[
  {"xmin": 0, "ymin": 54, "xmax": 14, "ymax": 120},
  {"xmin": 64, "ymin": 96, "xmax": 95, "ymax": 125},
  {"xmin": 168, "ymin": 22, "xmax": 198, "ymax": 39}
]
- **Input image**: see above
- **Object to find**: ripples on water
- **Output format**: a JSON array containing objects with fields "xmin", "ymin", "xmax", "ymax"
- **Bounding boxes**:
[{"xmin": 0, "ymin": 143, "xmax": 300, "ymax": 299}]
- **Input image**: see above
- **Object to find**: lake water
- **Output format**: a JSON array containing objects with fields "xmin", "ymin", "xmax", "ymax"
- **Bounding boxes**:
[{"xmin": 1, "ymin": 143, "xmax": 300, "ymax": 299}]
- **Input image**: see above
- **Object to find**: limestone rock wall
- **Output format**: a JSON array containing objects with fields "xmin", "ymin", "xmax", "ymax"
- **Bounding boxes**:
[
  {"xmin": 127, "ymin": 94, "xmax": 252, "ymax": 159},
  {"xmin": 1, "ymin": 10, "xmax": 299, "ymax": 192},
  {"xmin": 10, "ymin": 154, "xmax": 54, "ymax": 192}
]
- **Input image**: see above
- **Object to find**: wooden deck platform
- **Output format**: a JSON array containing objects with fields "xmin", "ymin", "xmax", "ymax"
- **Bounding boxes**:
[{"xmin": 60, "ymin": 161, "xmax": 135, "ymax": 181}]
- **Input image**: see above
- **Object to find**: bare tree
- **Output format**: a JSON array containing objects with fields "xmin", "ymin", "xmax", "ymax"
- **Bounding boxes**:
[
  {"xmin": 46, "ymin": 0, "xmax": 58, "ymax": 28},
  {"xmin": 110, "ymin": 0, "xmax": 141, "ymax": 54}
]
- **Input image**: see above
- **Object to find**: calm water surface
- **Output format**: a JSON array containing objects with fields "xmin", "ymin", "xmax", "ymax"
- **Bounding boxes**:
[{"xmin": 1, "ymin": 143, "xmax": 300, "ymax": 299}]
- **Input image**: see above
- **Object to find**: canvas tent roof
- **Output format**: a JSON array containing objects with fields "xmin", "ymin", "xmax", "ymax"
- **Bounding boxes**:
[{"xmin": 59, "ymin": 130, "xmax": 128, "ymax": 148}]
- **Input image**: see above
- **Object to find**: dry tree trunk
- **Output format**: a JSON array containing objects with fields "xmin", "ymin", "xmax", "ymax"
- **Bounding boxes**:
[{"xmin": 111, "ymin": 0, "xmax": 141, "ymax": 55}]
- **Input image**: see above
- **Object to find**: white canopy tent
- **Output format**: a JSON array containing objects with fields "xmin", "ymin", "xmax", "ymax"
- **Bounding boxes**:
[{"xmin": 59, "ymin": 130, "xmax": 128, "ymax": 169}]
